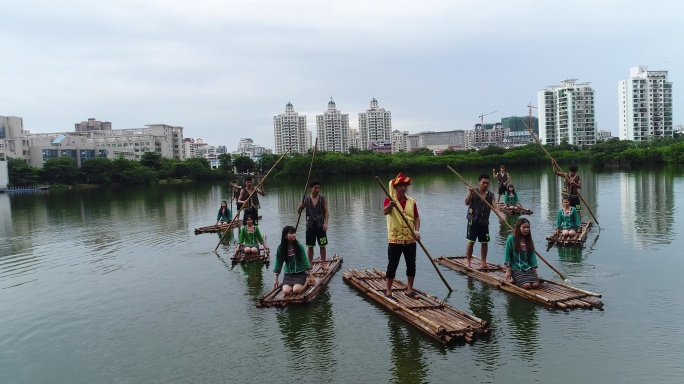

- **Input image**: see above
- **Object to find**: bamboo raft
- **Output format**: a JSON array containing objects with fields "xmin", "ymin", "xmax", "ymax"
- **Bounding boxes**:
[
  {"xmin": 497, "ymin": 203, "xmax": 533, "ymax": 215},
  {"xmin": 231, "ymin": 238, "xmax": 270, "ymax": 265},
  {"xmin": 546, "ymin": 220, "xmax": 593, "ymax": 247},
  {"xmin": 435, "ymin": 256, "xmax": 603, "ymax": 310},
  {"xmin": 343, "ymin": 269, "xmax": 490, "ymax": 344},
  {"xmin": 194, "ymin": 221, "xmax": 241, "ymax": 234},
  {"xmin": 258, "ymin": 254, "xmax": 343, "ymax": 308}
]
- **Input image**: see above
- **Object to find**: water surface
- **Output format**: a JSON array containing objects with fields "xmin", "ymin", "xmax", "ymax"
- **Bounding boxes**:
[{"xmin": 1, "ymin": 165, "xmax": 683, "ymax": 383}]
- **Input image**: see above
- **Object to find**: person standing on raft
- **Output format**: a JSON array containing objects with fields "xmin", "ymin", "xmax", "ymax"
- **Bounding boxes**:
[
  {"xmin": 383, "ymin": 173, "xmax": 420, "ymax": 299},
  {"xmin": 493, "ymin": 165, "xmax": 510, "ymax": 204},
  {"xmin": 504, "ymin": 218, "xmax": 540, "ymax": 289},
  {"xmin": 464, "ymin": 173, "xmax": 501, "ymax": 269},
  {"xmin": 298, "ymin": 180, "xmax": 329, "ymax": 270}
]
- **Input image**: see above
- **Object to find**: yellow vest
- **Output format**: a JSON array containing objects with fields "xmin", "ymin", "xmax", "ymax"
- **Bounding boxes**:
[{"xmin": 386, "ymin": 196, "xmax": 416, "ymax": 244}]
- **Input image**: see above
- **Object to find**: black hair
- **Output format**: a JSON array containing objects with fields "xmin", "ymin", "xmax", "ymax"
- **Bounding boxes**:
[
  {"xmin": 278, "ymin": 226, "xmax": 302, "ymax": 258},
  {"xmin": 478, "ymin": 173, "xmax": 490, "ymax": 181},
  {"xmin": 309, "ymin": 180, "xmax": 321, "ymax": 188},
  {"xmin": 513, "ymin": 218, "xmax": 534, "ymax": 252},
  {"xmin": 245, "ymin": 176, "xmax": 253, "ymax": 182},
  {"xmin": 569, "ymin": 165, "xmax": 578, "ymax": 172}
]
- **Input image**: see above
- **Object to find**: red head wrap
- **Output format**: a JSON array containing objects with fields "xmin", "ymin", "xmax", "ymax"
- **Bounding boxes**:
[{"xmin": 391, "ymin": 173, "xmax": 411, "ymax": 187}]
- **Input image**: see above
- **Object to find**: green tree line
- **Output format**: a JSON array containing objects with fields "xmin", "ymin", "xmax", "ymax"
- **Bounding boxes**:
[
  {"xmin": 6, "ymin": 152, "xmax": 252, "ymax": 187},
  {"xmin": 7, "ymin": 137, "xmax": 682, "ymax": 186}
]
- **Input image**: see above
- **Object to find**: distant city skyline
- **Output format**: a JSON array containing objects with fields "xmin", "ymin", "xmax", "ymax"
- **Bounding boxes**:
[{"xmin": 0, "ymin": 1, "xmax": 679, "ymax": 151}]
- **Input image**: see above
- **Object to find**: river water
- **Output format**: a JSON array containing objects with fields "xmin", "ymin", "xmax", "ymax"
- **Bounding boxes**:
[{"xmin": 1, "ymin": 165, "xmax": 683, "ymax": 383}]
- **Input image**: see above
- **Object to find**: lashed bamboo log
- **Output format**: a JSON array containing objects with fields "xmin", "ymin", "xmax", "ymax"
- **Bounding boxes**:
[
  {"xmin": 258, "ymin": 255, "xmax": 342, "ymax": 308},
  {"xmin": 435, "ymin": 256, "xmax": 603, "ymax": 309}
]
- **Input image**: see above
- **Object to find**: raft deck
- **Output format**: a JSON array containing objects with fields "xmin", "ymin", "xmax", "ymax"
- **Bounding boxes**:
[
  {"xmin": 258, "ymin": 254, "xmax": 343, "ymax": 308},
  {"xmin": 547, "ymin": 220, "xmax": 593, "ymax": 247},
  {"xmin": 343, "ymin": 269, "xmax": 489, "ymax": 344},
  {"xmin": 231, "ymin": 237, "xmax": 270, "ymax": 265},
  {"xmin": 435, "ymin": 256, "xmax": 603, "ymax": 310},
  {"xmin": 497, "ymin": 203, "xmax": 533, "ymax": 215},
  {"xmin": 194, "ymin": 221, "xmax": 240, "ymax": 234}
]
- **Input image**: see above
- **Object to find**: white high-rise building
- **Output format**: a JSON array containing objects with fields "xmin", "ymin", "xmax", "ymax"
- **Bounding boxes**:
[
  {"xmin": 358, "ymin": 98, "xmax": 392, "ymax": 149},
  {"xmin": 618, "ymin": 66, "xmax": 673, "ymax": 141},
  {"xmin": 538, "ymin": 79, "xmax": 596, "ymax": 147},
  {"xmin": 391, "ymin": 130, "xmax": 409, "ymax": 153},
  {"xmin": 316, "ymin": 98, "xmax": 349, "ymax": 153},
  {"xmin": 273, "ymin": 102, "xmax": 308, "ymax": 154}
]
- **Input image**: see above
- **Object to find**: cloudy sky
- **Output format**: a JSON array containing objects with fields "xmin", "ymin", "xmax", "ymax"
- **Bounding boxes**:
[{"xmin": 1, "ymin": 0, "xmax": 680, "ymax": 150}]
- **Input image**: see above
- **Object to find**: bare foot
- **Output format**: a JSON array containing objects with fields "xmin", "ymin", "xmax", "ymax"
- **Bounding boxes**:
[{"xmin": 321, "ymin": 262, "xmax": 329, "ymax": 271}]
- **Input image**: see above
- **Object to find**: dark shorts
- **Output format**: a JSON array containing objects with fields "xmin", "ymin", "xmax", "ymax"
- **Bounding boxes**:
[
  {"xmin": 283, "ymin": 272, "xmax": 307, "ymax": 286},
  {"xmin": 386, "ymin": 242, "xmax": 417, "ymax": 279},
  {"xmin": 466, "ymin": 220, "xmax": 490, "ymax": 243},
  {"xmin": 498, "ymin": 185, "xmax": 507, "ymax": 195},
  {"xmin": 568, "ymin": 195, "xmax": 581, "ymax": 213},
  {"xmin": 305, "ymin": 226, "xmax": 328, "ymax": 247}
]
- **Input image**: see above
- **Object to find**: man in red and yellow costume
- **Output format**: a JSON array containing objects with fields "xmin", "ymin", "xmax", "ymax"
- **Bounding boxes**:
[{"xmin": 382, "ymin": 173, "xmax": 420, "ymax": 299}]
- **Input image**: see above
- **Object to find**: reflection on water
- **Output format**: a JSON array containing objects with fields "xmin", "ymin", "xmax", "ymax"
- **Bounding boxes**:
[
  {"xmin": 556, "ymin": 246, "xmax": 584, "ymax": 264},
  {"xmin": 388, "ymin": 317, "xmax": 429, "ymax": 384},
  {"xmin": 497, "ymin": 215, "xmax": 519, "ymax": 245},
  {"xmin": 2, "ymin": 167, "xmax": 684, "ymax": 383},
  {"xmin": 504, "ymin": 295, "xmax": 540, "ymax": 361},
  {"xmin": 240, "ymin": 262, "xmax": 266, "ymax": 302},
  {"xmin": 275, "ymin": 294, "xmax": 337, "ymax": 379},
  {"xmin": 467, "ymin": 277, "xmax": 501, "ymax": 372},
  {"xmin": 619, "ymin": 170, "xmax": 675, "ymax": 247}
]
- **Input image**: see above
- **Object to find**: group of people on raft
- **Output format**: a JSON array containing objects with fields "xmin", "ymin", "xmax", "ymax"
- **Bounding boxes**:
[
  {"xmin": 381, "ymin": 164, "xmax": 583, "ymax": 296},
  {"xmin": 213, "ymin": 163, "xmax": 583, "ymax": 296}
]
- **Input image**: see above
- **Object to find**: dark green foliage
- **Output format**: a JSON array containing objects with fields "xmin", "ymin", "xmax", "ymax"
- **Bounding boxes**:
[
  {"xmin": 42, "ymin": 156, "xmax": 79, "ymax": 185},
  {"xmin": 233, "ymin": 155, "xmax": 256, "ymax": 174},
  {"xmin": 140, "ymin": 152, "xmax": 163, "ymax": 170},
  {"xmin": 80, "ymin": 158, "xmax": 113, "ymax": 184},
  {"xmin": 7, "ymin": 158, "xmax": 42, "ymax": 186}
]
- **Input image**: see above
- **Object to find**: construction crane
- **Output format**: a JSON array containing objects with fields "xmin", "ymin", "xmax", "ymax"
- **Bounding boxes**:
[
  {"xmin": 478, "ymin": 111, "xmax": 497, "ymax": 126},
  {"xmin": 526, "ymin": 103, "xmax": 537, "ymax": 133}
]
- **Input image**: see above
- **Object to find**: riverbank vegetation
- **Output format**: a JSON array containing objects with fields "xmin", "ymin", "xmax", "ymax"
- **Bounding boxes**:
[{"xmin": 6, "ymin": 137, "xmax": 683, "ymax": 186}]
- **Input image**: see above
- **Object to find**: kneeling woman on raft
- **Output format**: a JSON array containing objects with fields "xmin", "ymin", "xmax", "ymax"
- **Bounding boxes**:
[
  {"xmin": 273, "ymin": 226, "xmax": 315, "ymax": 295},
  {"xmin": 504, "ymin": 218, "xmax": 540, "ymax": 289}
]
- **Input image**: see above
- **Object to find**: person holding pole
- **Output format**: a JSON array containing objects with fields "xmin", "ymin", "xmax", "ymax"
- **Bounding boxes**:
[
  {"xmin": 493, "ymin": 165, "xmax": 510, "ymax": 204},
  {"xmin": 553, "ymin": 162, "xmax": 582, "ymax": 220},
  {"xmin": 238, "ymin": 176, "xmax": 265, "ymax": 225},
  {"xmin": 465, "ymin": 173, "xmax": 501, "ymax": 269},
  {"xmin": 383, "ymin": 173, "xmax": 420, "ymax": 299},
  {"xmin": 298, "ymin": 180, "xmax": 329, "ymax": 270}
]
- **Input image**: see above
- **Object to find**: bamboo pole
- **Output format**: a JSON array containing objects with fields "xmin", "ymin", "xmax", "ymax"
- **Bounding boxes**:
[
  {"xmin": 295, "ymin": 137, "xmax": 318, "ymax": 231},
  {"xmin": 214, "ymin": 148, "xmax": 291, "ymax": 251},
  {"xmin": 447, "ymin": 165, "xmax": 569, "ymax": 281},
  {"xmin": 522, "ymin": 120, "xmax": 600, "ymax": 228},
  {"xmin": 375, "ymin": 176, "xmax": 454, "ymax": 292}
]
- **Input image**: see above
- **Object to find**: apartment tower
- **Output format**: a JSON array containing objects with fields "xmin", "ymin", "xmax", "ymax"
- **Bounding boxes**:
[
  {"xmin": 537, "ymin": 79, "xmax": 596, "ymax": 147},
  {"xmin": 273, "ymin": 102, "xmax": 309, "ymax": 154},
  {"xmin": 358, "ymin": 98, "xmax": 392, "ymax": 149},
  {"xmin": 618, "ymin": 66, "xmax": 673, "ymax": 141},
  {"xmin": 316, "ymin": 98, "xmax": 350, "ymax": 153}
]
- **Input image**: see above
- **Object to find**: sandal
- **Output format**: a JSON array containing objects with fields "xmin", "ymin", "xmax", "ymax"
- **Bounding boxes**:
[
  {"xmin": 405, "ymin": 291, "xmax": 419, "ymax": 299},
  {"xmin": 385, "ymin": 293, "xmax": 394, "ymax": 299}
]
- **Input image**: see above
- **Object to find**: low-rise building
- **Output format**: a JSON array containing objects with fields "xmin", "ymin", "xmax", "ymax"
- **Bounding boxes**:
[{"xmin": 0, "ymin": 116, "xmax": 184, "ymax": 167}]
